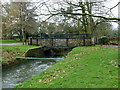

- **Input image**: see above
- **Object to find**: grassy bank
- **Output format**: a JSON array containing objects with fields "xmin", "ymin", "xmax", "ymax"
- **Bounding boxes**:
[
  {"xmin": 15, "ymin": 46, "xmax": 118, "ymax": 88},
  {"xmin": 0, "ymin": 40, "xmax": 39, "ymax": 64},
  {"xmin": 1, "ymin": 40, "xmax": 22, "ymax": 44},
  {"xmin": 1, "ymin": 44, "xmax": 39, "ymax": 64}
]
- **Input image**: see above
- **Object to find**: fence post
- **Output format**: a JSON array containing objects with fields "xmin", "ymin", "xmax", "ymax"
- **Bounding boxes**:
[
  {"xmin": 28, "ymin": 37, "xmax": 29, "ymax": 45},
  {"xmin": 83, "ymin": 35, "xmax": 85, "ymax": 46},
  {"xmin": 51, "ymin": 38, "xmax": 54, "ymax": 47},
  {"xmin": 36, "ymin": 37, "xmax": 38, "ymax": 46},
  {"xmin": 95, "ymin": 36, "xmax": 98, "ymax": 44},
  {"xmin": 30, "ymin": 37, "xmax": 32, "ymax": 45},
  {"xmin": 90, "ymin": 34, "xmax": 92, "ymax": 46},
  {"xmin": 90, "ymin": 37, "xmax": 92, "ymax": 46}
]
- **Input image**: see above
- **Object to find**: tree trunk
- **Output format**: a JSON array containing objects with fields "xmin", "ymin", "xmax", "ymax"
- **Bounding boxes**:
[{"xmin": 19, "ymin": 5, "xmax": 23, "ymax": 41}]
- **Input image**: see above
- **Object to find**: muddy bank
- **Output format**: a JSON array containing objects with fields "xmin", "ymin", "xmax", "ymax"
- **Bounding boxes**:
[
  {"xmin": 2, "ymin": 58, "xmax": 28, "ymax": 69},
  {"xmin": 2, "ymin": 51, "xmax": 26, "ymax": 68}
]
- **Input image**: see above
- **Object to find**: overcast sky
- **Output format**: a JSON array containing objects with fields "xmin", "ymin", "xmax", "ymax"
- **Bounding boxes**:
[
  {"xmin": 104, "ymin": 0, "xmax": 119, "ymax": 28},
  {"xmin": 2, "ymin": 0, "xmax": 119, "ymax": 29}
]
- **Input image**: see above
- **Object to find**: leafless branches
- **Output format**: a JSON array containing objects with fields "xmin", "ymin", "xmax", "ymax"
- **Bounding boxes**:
[
  {"xmin": 37, "ymin": 1, "xmax": 120, "ymax": 23},
  {"xmin": 106, "ymin": 2, "xmax": 120, "ymax": 16}
]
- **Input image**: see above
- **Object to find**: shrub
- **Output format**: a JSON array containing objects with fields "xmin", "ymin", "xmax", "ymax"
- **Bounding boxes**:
[
  {"xmin": 98, "ymin": 36, "xmax": 109, "ymax": 44},
  {"xmin": 0, "ymin": 58, "xmax": 5, "ymax": 63}
]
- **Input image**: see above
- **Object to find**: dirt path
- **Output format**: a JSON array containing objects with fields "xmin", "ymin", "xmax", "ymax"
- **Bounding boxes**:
[{"xmin": 96, "ymin": 45, "xmax": 118, "ymax": 47}]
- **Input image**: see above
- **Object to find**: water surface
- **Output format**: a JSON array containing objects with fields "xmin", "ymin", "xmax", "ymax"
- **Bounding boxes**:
[{"xmin": 2, "ymin": 60, "xmax": 58, "ymax": 88}]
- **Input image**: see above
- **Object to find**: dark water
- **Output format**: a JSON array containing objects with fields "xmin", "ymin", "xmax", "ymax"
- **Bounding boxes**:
[{"xmin": 2, "ymin": 59, "xmax": 59, "ymax": 88}]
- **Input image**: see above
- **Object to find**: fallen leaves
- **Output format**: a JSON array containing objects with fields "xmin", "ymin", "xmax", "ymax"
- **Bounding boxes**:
[
  {"xmin": 70, "ymin": 65, "xmax": 74, "ymax": 68},
  {"xmin": 39, "ymin": 79, "xmax": 42, "ymax": 82},
  {"xmin": 37, "ymin": 67, "xmax": 68, "ymax": 85},
  {"xmin": 63, "ymin": 70, "xmax": 65, "ymax": 72},
  {"xmin": 60, "ymin": 76, "xmax": 63, "ymax": 78},
  {"xmin": 74, "ymin": 52, "xmax": 86, "ymax": 56},
  {"xmin": 109, "ymin": 60, "xmax": 118, "ymax": 67},
  {"xmin": 86, "ymin": 47, "xmax": 100, "ymax": 51},
  {"xmin": 44, "ymin": 81, "xmax": 48, "ymax": 84},
  {"xmin": 71, "ymin": 57, "xmax": 81, "ymax": 61}
]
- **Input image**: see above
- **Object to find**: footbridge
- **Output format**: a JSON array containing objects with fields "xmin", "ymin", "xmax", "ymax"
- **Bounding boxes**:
[{"xmin": 28, "ymin": 33, "xmax": 94, "ymax": 47}]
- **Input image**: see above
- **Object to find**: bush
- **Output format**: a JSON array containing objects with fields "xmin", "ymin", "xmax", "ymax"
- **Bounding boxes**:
[
  {"xmin": 0, "ymin": 58, "xmax": 5, "ymax": 63},
  {"xmin": 98, "ymin": 36, "xmax": 109, "ymax": 44}
]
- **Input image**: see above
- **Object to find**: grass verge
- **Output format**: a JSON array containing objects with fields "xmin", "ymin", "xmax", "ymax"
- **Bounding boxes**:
[
  {"xmin": 1, "ymin": 40, "xmax": 22, "ymax": 44},
  {"xmin": 15, "ymin": 46, "xmax": 118, "ymax": 88},
  {"xmin": 1, "ymin": 45, "xmax": 39, "ymax": 64}
]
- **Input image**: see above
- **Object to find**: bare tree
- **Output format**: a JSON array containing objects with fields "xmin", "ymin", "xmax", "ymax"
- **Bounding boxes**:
[
  {"xmin": 36, "ymin": 0, "xmax": 119, "ymax": 37},
  {"xmin": 2, "ymin": 2, "xmax": 39, "ymax": 40}
]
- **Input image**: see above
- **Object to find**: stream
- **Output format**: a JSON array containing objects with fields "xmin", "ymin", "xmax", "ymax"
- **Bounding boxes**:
[{"xmin": 2, "ymin": 59, "xmax": 60, "ymax": 88}]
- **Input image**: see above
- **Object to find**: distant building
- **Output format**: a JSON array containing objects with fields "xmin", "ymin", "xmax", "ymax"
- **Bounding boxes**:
[{"xmin": 12, "ymin": 34, "xmax": 19, "ymax": 39}]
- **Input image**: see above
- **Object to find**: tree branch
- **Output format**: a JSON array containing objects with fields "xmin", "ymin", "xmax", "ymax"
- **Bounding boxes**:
[
  {"xmin": 61, "ymin": 12, "xmax": 120, "ymax": 20},
  {"xmin": 106, "ymin": 2, "xmax": 120, "ymax": 15}
]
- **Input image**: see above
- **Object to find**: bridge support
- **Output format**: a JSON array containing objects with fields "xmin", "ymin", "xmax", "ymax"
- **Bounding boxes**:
[
  {"xmin": 36, "ymin": 37, "xmax": 39, "ymax": 46},
  {"xmin": 29, "ymin": 37, "xmax": 32, "ymax": 45}
]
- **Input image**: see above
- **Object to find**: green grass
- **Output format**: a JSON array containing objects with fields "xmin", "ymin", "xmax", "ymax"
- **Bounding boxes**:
[
  {"xmin": 2, "ymin": 45, "xmax": 39, "ymax": 55},
  {"xmin": 2, "ymin": 44, "xmax": 39, "ymax": 64},
  {"xmin": 0, "ymin": 40, "xmax": 39, "ymax": 64},
  {"xmin": 1, "ymin": 40, "xmax": 22, "ymax": 44},
  {"xmin": 15, "ymin": 46, "xmax": 118, "ymax": 88}
]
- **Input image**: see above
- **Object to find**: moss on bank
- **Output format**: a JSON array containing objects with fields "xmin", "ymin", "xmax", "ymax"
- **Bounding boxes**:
[{"xmin": 15, "ymin": 46, "xmax": 118, "ymax": 88}]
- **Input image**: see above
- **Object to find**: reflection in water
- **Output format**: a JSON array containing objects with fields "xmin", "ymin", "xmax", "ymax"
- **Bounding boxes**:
[{"xmin": 2, "ymin": 60, "xmax": 57, "ymax": 88}]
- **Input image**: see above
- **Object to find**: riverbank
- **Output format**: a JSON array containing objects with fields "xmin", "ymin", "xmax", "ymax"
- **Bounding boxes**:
[
  {"xmin": 3, "ymin": 57, "xmax": 57, "ymax": 88},
  {"xmin": 1, "ymin": 40, "xmax": 39, "ymax": 66},
  {"xmin": 15, "ymin": 46, "xmax": 118, "ymax": 88}
]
